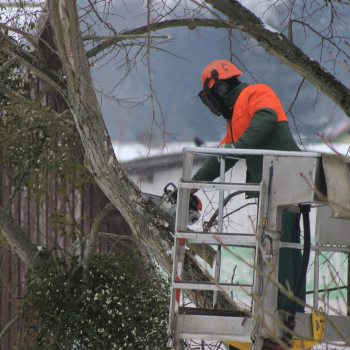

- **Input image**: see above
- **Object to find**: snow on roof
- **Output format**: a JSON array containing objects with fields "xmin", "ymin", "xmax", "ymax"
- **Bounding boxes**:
[
  {"xmin": 113, "ymin": 141, "xmax": 349, "ymax": 163},
  {"xmin": 113, "ymin": 141, "xmax": 218, "ymax": 162},
  {"xmin": 305, "ymin": 143, "xmax": 350, "ymax": 156}
]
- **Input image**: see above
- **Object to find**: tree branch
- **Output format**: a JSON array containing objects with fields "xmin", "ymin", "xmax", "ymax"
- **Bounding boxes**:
[
  {"xmin": 86, "ymin": 18, "xmax": 231, "ymax": 59},
  {"xmin": 0, "ymin": 23, "xmax": 45, "ymax": 62},
  {"xmin": 0, "ymin": 1, "xmax": 44, "ymax": 7},
  {"xmin": 82, "ymin": 202, "xmax": 115, "ymax": 274},
  {"xmin": 67, "ymin": 232, "xmax": 140, "ymax": 257},
  {"xmin": 85, "ymin": 5, "xmax": 350, "ymax": 118},
  {"xmin": 204, "ymin": 0, "xmax": 350, "ymax": 117},
  {"xmin": 0, "ymin": 32, "xmax": 65, "ymax": 95},
  {"xmin": 83, "ymin": 34, "xmax": 170, "ymax": 41},
  {"xmin": 0, "ymin": 55, "xmax": 17, "ymax": 74},
  {"xmin": 0, "ymin": 82, "xmax": 40, "ymax": 108},
  {"xmin": 34, "ymin": 83, "xmax": 53, "ymax": 102},
  {"xmin": 205, "ymin": 191, "xmax": 245, "ymax": 230},
  {"xmin": 0, "ymin": 205, "xmax": 49, "ymax": 267},
  {"xmin": 0, "ymin": 315, "xmax": 21, "ymax": 342}
]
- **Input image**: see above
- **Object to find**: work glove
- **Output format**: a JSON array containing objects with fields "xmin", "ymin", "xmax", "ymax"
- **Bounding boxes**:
[
  {"xmin": 166, "ymin": 188, "xmax": 202, "ymax": 212},
  {"xmin": 188, "ymin": 194, "xmax": 202, "ymax": 225},
  {"xmin": 189, "ymin": 194, "xmax": 202, "ymax": 212}
]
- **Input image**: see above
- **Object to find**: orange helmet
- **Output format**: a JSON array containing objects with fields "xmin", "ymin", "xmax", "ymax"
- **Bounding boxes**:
[{"xmin": 201, "ymin": 60, "xmax": 243, "ymax": 89}]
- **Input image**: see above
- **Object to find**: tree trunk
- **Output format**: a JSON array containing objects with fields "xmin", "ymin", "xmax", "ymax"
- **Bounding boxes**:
[{"xmin": 46, "ymin": 0, "xmax": 234, "ymax": 310}]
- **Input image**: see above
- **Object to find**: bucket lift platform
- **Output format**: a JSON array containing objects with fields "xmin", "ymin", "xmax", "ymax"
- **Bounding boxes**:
[{"xmin": 167, "ymin": 147, "xmax": 350, "ymax": 349}]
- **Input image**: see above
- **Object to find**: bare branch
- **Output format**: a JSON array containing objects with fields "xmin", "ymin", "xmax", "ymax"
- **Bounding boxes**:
[
  {"xmin": 84, "ymin": 4, "xmax": 350, "ymax": 119},
  {"xmin": 86, "ymin": 18, "xmax": 231, "ymax": 59},
  {"xmin": 0, "ymin": 315, "xmax": 21, "ymax": 342},
  {"xmin": 0, "ymin": 1, "xmax": 44, "ymax": 7},
  {"xmin": 82, "ymin": 202, "xmax": 115, "ymax": 274},
  {"xmin": 290, "ymin": 19, "xmax": 350, "ymax": 61},
  {"xmin": 286, "ymin": 78, "xmax": 306, "ymax": 115},
  {"xmin": 205, "ymin": 191, "xmax": 245, "ymax": 230},
  {"xmin": 98, "ymin": 232, "xmax": 140, "ymax": 242},
  {"xmin": 67, "ymin": 232, "xmax": 140, "ymax": 257},
  {"xmin": 83, "ymin": 34, "xmax": 170, "ymax": 41}
]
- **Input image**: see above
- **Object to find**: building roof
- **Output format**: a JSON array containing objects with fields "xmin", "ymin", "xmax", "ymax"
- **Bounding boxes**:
[
  {"xmin": 115, "ymin": 142, "xmax": 211, "ymax": 177},
  {"xmin": 121, "ymin": 151, "xmax": 207, "ymax": 176},
  {"xmin": 117, "ymin": 140, "xmax": 350, "ymax": 178}
]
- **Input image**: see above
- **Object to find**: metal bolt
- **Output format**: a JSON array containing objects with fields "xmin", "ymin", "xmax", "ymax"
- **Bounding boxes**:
[
  {"xmin": 271, "ymin": 223, "xmax": 275, "ymax": 227},
  {"xmin": 273, "ymin": 190, "xmax": 276, "ymax": 194}
]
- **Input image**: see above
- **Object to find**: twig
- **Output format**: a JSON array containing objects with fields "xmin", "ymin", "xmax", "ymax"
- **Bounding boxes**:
[
  {"xmin": 205, "ymin": 190, "xmax": 244, "ymax": 230},
  {"xmin": 286, "ymin": 78, "xmax": 305, "ymax": 115},
  {"xmin": 317, "ymin": 133, "xmax": 350, "ymax": 163}
]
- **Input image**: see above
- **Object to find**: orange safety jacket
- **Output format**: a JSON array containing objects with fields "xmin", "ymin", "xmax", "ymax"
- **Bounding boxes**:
[
  {"xmin": 192, "ymin": 82, "xmax": 299, "ymax": 188},
  {"xmin": 219, "ymin": 84, "xmax": 288, "ymax": 147}
]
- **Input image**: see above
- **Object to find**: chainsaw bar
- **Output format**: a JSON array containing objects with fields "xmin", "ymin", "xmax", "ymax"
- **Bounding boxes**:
[{"xmin": 142, "ymin": 192, "xmax": 177, "ymax": 216}]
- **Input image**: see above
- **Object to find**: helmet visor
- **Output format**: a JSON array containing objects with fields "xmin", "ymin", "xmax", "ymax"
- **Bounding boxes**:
[{"xmin": 198, "ymin": 89, "xmax": 222, "ymax": 116}]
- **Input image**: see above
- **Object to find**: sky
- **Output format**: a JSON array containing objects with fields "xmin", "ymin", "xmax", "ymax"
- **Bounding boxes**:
[{"xmin": 84, "ymin": 0, "xmax": 350, "ymax": 148}]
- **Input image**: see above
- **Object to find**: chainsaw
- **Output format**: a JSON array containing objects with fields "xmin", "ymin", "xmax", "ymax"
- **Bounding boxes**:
[{"xmin": 142, "ymin": 183, "xmax": 202, "ymax": 226}]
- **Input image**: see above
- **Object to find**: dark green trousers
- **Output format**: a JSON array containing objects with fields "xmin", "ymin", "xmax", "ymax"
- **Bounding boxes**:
[
  {"xmin": 229, "ymin": 212, "xmax": 305, "ymax": 350},
  {"xmin": 278, "ymin": 212, "xmax": 305, "ymax": 312}
]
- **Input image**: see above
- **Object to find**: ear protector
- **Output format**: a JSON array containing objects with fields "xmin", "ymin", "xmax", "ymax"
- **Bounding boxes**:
[
  {"xmin": 198, "ymin": 69, "xmax": 230, "ymax": 115},
  {"xmin": 211, "ymin": 69, "xmax": 230, "ymax": 97}
]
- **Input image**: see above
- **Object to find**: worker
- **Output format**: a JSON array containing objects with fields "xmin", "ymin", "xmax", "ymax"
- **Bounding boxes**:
[{"xmin": 193, "ymin": 60, "xmax": 305, "ymax": 314}]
